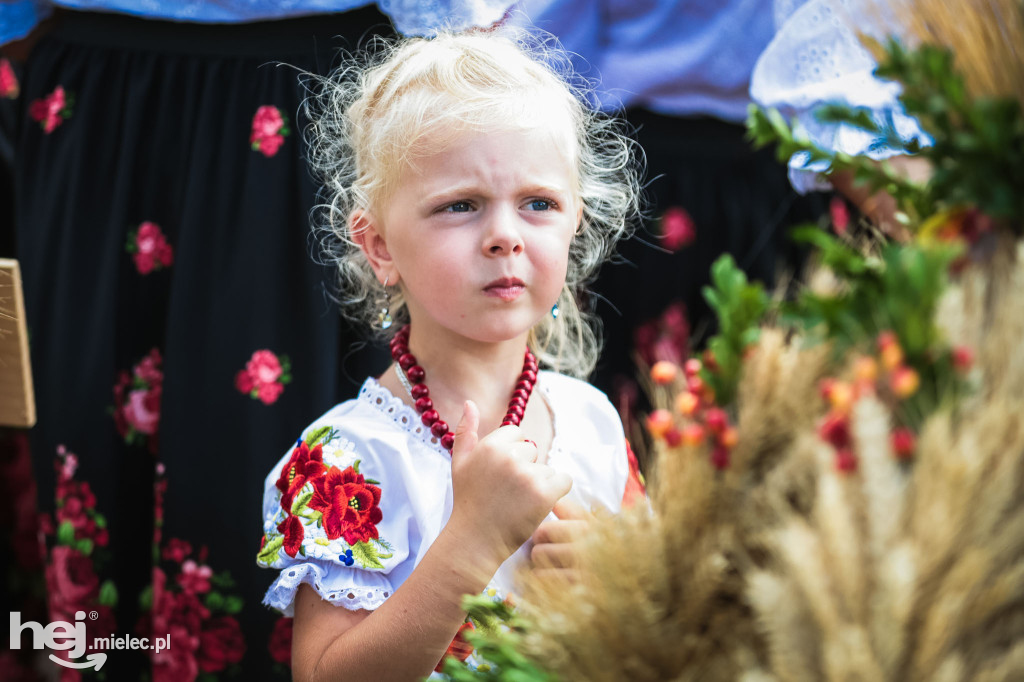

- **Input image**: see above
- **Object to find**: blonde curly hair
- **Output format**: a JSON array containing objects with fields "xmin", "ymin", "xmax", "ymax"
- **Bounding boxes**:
[{"xmin": 306, "ymin": 29, "xmax": 642, "ymax": 378}]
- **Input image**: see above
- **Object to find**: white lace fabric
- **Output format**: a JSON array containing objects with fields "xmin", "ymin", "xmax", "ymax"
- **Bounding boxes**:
[
  {"xmin": 258, "ymin": 371, "xmax": 628, "ymax": 617},
  {"xmin": 750, "ymin": 0, "xmax": 931, "ymax": 193}
]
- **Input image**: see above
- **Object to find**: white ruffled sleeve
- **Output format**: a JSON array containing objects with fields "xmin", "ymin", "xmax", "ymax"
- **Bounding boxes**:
[
  {"xmin": 751, "ymin": 0, "xmax": 931, "ymax": 193},
  {"xmin": 257, "ymin": 420, "xmax": 408, "ymax": 616},
  {"xmin": 377, "ymin": 0, "xmax": 513, "ymax": 36}
]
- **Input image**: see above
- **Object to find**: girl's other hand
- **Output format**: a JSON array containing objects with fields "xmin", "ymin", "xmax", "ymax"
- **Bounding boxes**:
[
  {"xmin": 529, "ymin": 498, "xmax": 592, "ymax": 583},
  {"xmin": 447, "ymin": 400, "xmax": 572, "ymax": 571}
]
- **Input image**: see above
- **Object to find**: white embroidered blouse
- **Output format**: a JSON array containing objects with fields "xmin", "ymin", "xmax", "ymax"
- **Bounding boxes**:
[{"xmin": 257, "ymin": 371, "xmax": 628, "ymax": 619}]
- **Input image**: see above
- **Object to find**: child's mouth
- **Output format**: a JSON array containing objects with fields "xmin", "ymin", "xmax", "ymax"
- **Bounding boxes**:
[{"xmin": 484, "ymin": 278, "xmax": 526, "ymax": 301}]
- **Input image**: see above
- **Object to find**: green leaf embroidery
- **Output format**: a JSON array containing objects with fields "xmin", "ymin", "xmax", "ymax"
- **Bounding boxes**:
[
  {"xmin": 57, "ymin": 520, "xmax": 75, "ymax": 546},
  {"xmin": 98, "ymin": 580, "xmax": 118, "ymax": 607},
  {"xmin": 291, "ymin": 488, "xmax": 314, "ymax": 515},
  {"xmin": 351, "ymin": 541, "xmax": 392, "ymax": 570},
  {"xmin": 257, "ymin": 535, "xmax": 285, "ymax": 566},
  {"xmin": 304, "ymin": 425, "xmax": 332, "ymax": 448}
]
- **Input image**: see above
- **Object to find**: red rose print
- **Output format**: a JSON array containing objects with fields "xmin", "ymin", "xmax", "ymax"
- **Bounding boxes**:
[
  {"xmin": 275, "ymin": 441, "xmax": 327, "ymax": 513},
  {"xmin": 162, "ymin": 538, "xmax": 192, "ymax": 564},
  {"xmin": 659, "ymin": 206, "xmax": 696, "ymax": 252},
  {"xmin": 126, "ymin": 221, "xmax": 174, "ymax": 274},
  {"xmin": 309, "ymin": 466, "xmax": 383, "ymax": 546},
  {"xmin": 277, "ymin": 514, "xmax": 305, "ymax": 558},
  {"xmin": 46, "ymin": 546, "xmax": 99, "ymax": 622},
  {"xmin": 268, "ymin": 616, "xmax": 293, "ymax": 666},
  {"xmin": 112, "ymin": 349, "xmax": 164, "ymax": 452},
  {"xmin": 435, "ymin": 621, "xmax": 475, "ymax": 673},
  {"xmin": 176, "ymin": 559, "xmax": 213, "ymax": 595},
  {"xmin": 236, "ymin": 349, "xmax": 292, "ymax": 405},
  {"xmin": 29, "ymin": 85, "xmax": 73, "ymax": 133},
  {"xmin": 250, "ymin": 105, "xmax": 291, "ymax": 158},
  {"xmin": 0, "ymin": 58, "xmax": 18, "ymax": 99},
  {"xmin": 152, "ymin": 624, "xmax": 199, "ymax": 682},
  {"xmin": 197, "ymin": 615, "xmax": 246, "ymax": 673}
]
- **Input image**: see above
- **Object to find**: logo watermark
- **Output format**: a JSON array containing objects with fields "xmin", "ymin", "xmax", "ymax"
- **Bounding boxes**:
[{"xmin": 9, "ymin": 611, "xmax": 170, "ymax": 671}]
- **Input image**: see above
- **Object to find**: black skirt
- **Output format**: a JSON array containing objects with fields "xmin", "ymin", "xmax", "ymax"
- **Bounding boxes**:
[{"xmin": 1, "ymin": 8, "xmax": 392, "ymax": 679}]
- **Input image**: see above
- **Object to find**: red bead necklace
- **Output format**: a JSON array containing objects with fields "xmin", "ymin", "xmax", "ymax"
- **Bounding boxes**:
[{"xmin": 388, "ymin": 324, "xmax": 539, "ymax": 452}]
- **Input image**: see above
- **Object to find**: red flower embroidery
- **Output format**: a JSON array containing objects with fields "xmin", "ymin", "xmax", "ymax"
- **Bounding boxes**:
[
  {"xmin": 112, "ymin": 349, "xmax": 164, "ymax": 453},
  {"xmin": 29, "ymin": 85, "xmax": 74, "ymax": 133},
  {"xmin": 176, "ymin": 559, "xmax": 213, "ymax": 595},
  {"xmin": 236, "ymin": 349, "xmax": 292, "ymax": 405},
  {"xmin": 0, "ymin": 58, "xmax": 18, "ymax": 99},
  {"xmin": 435, "ymin": 621, "xmax": 475, "ymax": 673},
  {"xmin": 277, "ymin": 514, "xmax": 304, "ymax": 558},
  {"xmin": 659, "ymin": 206, "xmax": 696, "ymax": 252},
  {"xmin": 268, "ymin": 616, "xmax": 293, "ymax": 666},
  {"xmin": 275, "ymin": 441, "xmax": 327, "ymax": 513},
  {"xmin": 309, "ymin": 466, "xmax": 383, "ymax": 546},
  {"xmin": 250, "ymin": 105, "xmax": 291, "ymax": 157},
  {"xmin": 126, "ymin": 221, "xmax": 174, "ymax": 274}
]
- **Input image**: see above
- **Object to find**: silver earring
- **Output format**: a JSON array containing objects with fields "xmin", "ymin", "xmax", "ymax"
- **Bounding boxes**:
[
  {"xmin": 551, "ymin": 303, "xmax": 560, "ymax": 319},
  {"xmin": 378, "ymin": 276, "xmax": 394, "ymax": 330}
]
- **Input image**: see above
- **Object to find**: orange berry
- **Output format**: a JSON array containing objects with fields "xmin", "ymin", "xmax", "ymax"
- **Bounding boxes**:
[
  {"xmin": 675, "ymin": 391, "xmax": 700, "ymax": 416},
  {"xmin": 650, "ymin": 360, "xmax": 678, "ymax": 385},
  {"xmin": 828, "ymin": 381, "xmax": 855, "ymax": 414},
  {"xmin": 681, "ymin": 423, "xmax": 706, "ymax": 447},
  {"xmin": 684, "ymin": 358, "xmax": 702, "ymax": 377},
  {"xmin": 645, "ymin": 409, "xmax": 674, "ymax": 438},
  {"xmin": 890, "ymin": 366, "xmax": 920, "ymax": 399},
  {"xmin": 700, "ymin": 385, "xmax": 716, "ymax": 404},
  {"xmin": 720, "ymin": 426, "xmax": 739, "ymax": 449},
  {"xmin": 891, "ymin": 427, "xmax": 916, "ymax": 459},
  {"xmin": 877, "ymin": 330, "xmax": 898, "ymax": 350},
  {"xmin": 880, "ymin": 344, "xmax": 904, "ymax": 371},
  {"xmin": 852, "ymin": 356, "xmax": 879, "ymax": 384}
]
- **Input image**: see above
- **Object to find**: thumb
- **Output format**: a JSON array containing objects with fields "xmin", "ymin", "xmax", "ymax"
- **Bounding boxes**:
[{"xmin": 451, "ymin": 400, "xmax": 479, "ymax": 460}]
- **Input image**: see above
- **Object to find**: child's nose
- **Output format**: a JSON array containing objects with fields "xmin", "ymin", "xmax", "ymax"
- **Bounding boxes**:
[{"xmin": 483, "ymin": 207, "xmax": 524, "ymax": 256}]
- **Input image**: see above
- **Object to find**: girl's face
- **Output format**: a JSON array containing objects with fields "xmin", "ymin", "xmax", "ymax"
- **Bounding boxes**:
[{"xmin": 367, "ymin": 122, "xmax": 581, "ymax": 348}]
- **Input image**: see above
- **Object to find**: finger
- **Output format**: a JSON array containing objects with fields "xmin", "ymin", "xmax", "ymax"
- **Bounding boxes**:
[
  {"xmin": 530, "ymin": 540, "xmax": 578, "ymax": 569},
  {"xmin": 528, "ymin": 466, "xmax": 572, "ymax": 501},
  {"xmin": 510, "ymin": 440, "xmax": 539, "ymax": 464},
  {"xmin": 532, "ymin": 518, "xmax": 588, "ymax": 545},
  {"xmin": 451, "ymin": 400, "xmax": 479, "ymax": 460},
  {"xmin": 552, "ymin": 497, "xmax": 591, "ymax": 522},
  {"xmin": 530, "ymin": 567, "xmax": 580, "ymax": 585}
]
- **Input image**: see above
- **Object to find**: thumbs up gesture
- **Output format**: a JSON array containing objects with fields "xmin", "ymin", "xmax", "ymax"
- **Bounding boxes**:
[{"xmin": 447, "ymin": 401, "xmax": 573, "ymax": 570}]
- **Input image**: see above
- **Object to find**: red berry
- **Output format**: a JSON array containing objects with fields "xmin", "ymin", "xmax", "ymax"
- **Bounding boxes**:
[
  {"xmin": 818, "ymin": 412, "xmax": 851, "ymax": 449},
  {"xmin": 665, "ymin": 428, "xmax": 683, "ymax": 447},
  {"xmin": 684, "ymin": 358, "xmax": 702, "ymax": 377},
  {"xmin": 891, "ymin": 427, "xmax": 916, "ymax": 459},
  {"xmin": 710, "ymin": 445, "xmax": 730, "ymax": 470},
  {"xmin": 835, "ymin": 448, "xmax": 857, "ymax": 472},
  {"xmin": 952, "ymin": 346, "xmax": 973, "ymax": 372},
  {"xmin": 705, "ymin": 408, "xmax": 728, "ymax": 434}
]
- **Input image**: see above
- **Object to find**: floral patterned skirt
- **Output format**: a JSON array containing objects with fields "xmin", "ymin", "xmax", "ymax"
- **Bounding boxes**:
[{"xmin": 0, "ymin": 8, "xmax": 391, "ymax": 681}]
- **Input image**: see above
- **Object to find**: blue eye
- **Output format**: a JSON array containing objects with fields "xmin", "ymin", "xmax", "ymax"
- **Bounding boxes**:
[
  {"xmin": 529, "ymin": 199, "xmax": 552, "ymax": 211},
  {"xmin": 445, "ymin": 201, "xmax": 472, "ymax": 213}
]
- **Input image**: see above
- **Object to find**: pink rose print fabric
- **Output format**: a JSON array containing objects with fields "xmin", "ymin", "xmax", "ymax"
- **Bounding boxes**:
[
  {"xmin": 112, "ymin": 349, "xmax": 164, "ymax": 454},
  {"xmin": 126, "ymin": 221, "xmax": 174, "ymax": 274},
  {"xmin": 250, "ymin": 105, "xmax": 291, "ymax": 157},
  {"xmin": 29, "ymin": 85, "xmax": 74, "ymax": 133},
  {"xmin": 659, "ymin": 206, "xmax": 697, "ymax": 252},
  {"xmin": 0, "ymin": 58, "xmax": 18, "ymax": 99},
  {"xmin": 235, "ymin": 350, "xmax": 292, "ymax": 405}
]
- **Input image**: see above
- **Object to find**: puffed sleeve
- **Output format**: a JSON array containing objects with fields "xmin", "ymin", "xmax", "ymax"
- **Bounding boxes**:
[
  {"xmin": 750, "ymin": 0, "xmax": 931, "ymax": 193},
  {"xmin": 257, "ymin": 422, "xmax": 405, "ymax": 616}
]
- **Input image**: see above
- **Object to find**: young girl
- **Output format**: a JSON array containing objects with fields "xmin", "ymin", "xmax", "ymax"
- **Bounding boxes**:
[{"xmin": 257, "ymin": 30, "xmax": 642, "ymax": 681}]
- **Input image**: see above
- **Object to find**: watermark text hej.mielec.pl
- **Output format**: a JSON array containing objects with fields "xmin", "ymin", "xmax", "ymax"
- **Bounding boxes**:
[{"xmin": 10, "ymin": 610, "xmax": 171, "ymax": 671}]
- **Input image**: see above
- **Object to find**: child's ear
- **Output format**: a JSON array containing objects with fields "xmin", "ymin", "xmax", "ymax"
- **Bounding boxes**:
[{"xmin": 351, "ymin": 210, "xmax": 399, "ymax": 285}]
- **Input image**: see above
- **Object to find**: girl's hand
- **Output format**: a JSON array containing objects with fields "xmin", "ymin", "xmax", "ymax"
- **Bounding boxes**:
[
  {"xmin": 447, "ymin": 400, "xmax": 572, "ymax": 570},
  {"xmin": 529, "ymin": 498, "xmax": 592, "ymax": 582}
]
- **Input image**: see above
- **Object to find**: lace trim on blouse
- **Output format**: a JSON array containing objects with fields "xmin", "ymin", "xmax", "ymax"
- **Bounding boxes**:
[
  {"xmin": 265, "ymin": 562, "xmax": 393, "ymax": 614},
  {"xmin": 358, "ymin": 374, "xmax": 565, "ymax": 460}
]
